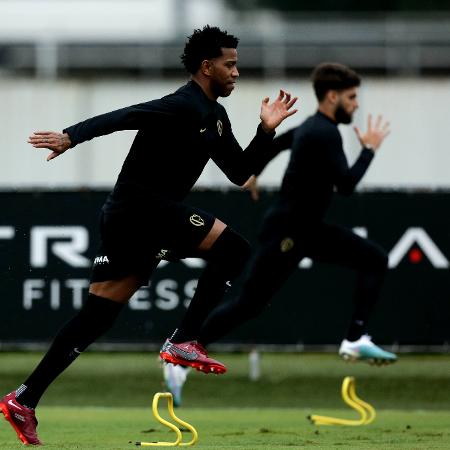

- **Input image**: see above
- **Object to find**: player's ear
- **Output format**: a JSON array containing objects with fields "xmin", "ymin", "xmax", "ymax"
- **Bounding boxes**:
[
  {"xmin": 327, "ymin": 90, "xmax": 338, "ymax": 105},
  {"xmin": 200, "ymin": 59, "xmax": 213, "ymax": 76}
]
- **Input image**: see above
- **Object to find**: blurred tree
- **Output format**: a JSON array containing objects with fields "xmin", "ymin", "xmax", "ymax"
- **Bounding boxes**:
[{"xmin": 226, "ymin": 0, "xmax": 450, "ymax": 12}]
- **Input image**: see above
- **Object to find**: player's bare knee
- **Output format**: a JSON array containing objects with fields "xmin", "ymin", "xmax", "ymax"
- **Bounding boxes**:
[{"xmin": 89, "ymin": 276, "xmax": 141, "ymax": 303}]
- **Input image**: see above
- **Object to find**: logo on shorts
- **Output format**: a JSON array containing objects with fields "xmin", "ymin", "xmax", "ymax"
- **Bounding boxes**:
[
  {"xmin": 280, "ymin": 237, "xmax": 294, "ymax": 252},
  {"xmin": 217, "ymin": 120, "xmax": 223, "ymax": 136},
  {"xmin": 156, "ymin": 249, "xmax": 169, "ymax": 260},
  {"xmin": 93, "ymin": 255, "xmax": 110, "ymax": 265},
  {"xmin": 189, "ymin": 214, "xmax": 205, "ymax": 227}
]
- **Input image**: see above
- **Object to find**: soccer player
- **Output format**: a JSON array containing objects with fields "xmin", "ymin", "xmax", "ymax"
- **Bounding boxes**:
[
  {"xmin": 197, "ymin": 62, "xmax": 397, "ymax": 365},
  {"xmin": 0, "ymin": 25, "xmax": 297, "ymax": 445}
]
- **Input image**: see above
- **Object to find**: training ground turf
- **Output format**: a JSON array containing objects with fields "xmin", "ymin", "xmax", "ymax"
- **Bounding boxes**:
[{"xmin": 1, "ymin": 352, "xmax": 449, "ymax": 448}]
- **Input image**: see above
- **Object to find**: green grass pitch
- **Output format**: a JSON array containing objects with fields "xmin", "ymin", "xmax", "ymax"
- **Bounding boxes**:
[{"xmin": 1, "ymin": 352, "xmax": 449, "ymax": 449}]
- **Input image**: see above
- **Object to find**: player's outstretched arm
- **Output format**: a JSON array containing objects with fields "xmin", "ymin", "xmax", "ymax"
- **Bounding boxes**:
[
  {"xmin": 260, "ymin": 90, "xmax": 298, "ymax": 133},
  {"xmin": 333, "ymin": 114, "xmax": 390, "ymax": 196},
  {"xmin": 28, "ymin": 131, "xmax": 71, "ymax": 161}
]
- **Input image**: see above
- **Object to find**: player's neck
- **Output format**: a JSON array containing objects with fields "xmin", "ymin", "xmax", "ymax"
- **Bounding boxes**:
[
  {"xmin": 191, "ymin": 75, "xmax": 218, "ymax": 101},
  {"xmin": 318, "ymin": 104, "xmax": 336, "ymax": 122}
]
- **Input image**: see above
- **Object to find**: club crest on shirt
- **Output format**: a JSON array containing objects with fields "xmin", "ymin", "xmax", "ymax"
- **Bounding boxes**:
[
  {"xmin": 280, "ymin": 237, "xmax": 294, "ymax": 252},
  {"xmin": 217, "ymin": 120, "xmax": 223, "ymax": 136},
  {"xmin": 189, "ymin": 214, "xmax": 205, "ymax": 227}
]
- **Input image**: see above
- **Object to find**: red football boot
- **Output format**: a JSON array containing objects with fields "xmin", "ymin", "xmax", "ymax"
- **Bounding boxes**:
[
  {"xmin": 160, "ymin": 340, "xmax": 227, "ymax": 374},
  {"xmin": 0, "ymin": 392, "xmax": 41, "ymax": 445}
]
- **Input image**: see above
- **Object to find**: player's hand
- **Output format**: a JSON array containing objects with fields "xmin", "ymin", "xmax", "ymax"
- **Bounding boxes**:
[
  {"xmin": 260, "ymin": 90, "xmax": 298, "ymax": 133},
  {"xmin": 28, "ymin": 131, "xmax": 71, "ymax": 161},
  {"xmin": 242, "ymin": 175, "xmax": 260, "ymax": 202},
  {"xmin": 354, "ymin": 114, "xmax": 390, "ymax": 151}
]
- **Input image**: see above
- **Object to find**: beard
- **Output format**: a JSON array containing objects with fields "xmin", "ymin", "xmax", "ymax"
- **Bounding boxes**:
[
  {"xmin": 334, "ymin": 103, "xmax": 353, "ymax": 124},
  {"xmin": 211, "ymin": 79, "xmax": 234, "ymax": 98}
]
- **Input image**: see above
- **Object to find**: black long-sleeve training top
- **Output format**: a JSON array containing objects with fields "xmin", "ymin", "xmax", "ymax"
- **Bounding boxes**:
[
  {"xmin": 63, "ymin": 80, "xmax": 275, "ymax": 213},
  {"xmin": 255, "ymin": 110, "xmax": 374, "ymax": 223}
]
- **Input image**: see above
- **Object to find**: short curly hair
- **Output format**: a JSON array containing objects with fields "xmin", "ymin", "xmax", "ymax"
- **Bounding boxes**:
[
  {"xmin": 311, "ymin": 63, "xmax": 361, "ymax": 101},
  {"xmin": 181, "ymin": 25, "xmax": 239, "ymax": 74}
]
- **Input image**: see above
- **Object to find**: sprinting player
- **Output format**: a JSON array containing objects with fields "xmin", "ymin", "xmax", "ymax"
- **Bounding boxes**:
[
  {"xmin": 0, "ymin": 25, "xmax": 297, "ymax": 445},
  {"xmin": 197, "ymin": 62, "xmax": 397, "ymax": 365}
]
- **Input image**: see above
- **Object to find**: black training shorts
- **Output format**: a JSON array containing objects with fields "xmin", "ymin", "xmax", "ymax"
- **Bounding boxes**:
[{"xmin": 90, "ymin": 200, "xmax": 215, "ymax": 284}]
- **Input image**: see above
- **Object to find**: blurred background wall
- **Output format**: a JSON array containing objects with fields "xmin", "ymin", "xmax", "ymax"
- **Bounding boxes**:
[{"xmin": 1, "ymin": 0, "xmax": 450, "ymax": 189}]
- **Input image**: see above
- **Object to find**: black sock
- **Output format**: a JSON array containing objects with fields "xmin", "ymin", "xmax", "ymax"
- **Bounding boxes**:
[
  {"xmin": 345, "ymin": 259, "xmax": 387, "ymax": 342},
  {"xmin": 16, "ymin": 294, "xmax": 124, "ymax": 409},
  {"xmin": 346, "ymin": 319, "xmax": 366, "ymax": 342},
  {"xmin": 170, "ymin": 227, "xmax": 250, "ymax": 343}
]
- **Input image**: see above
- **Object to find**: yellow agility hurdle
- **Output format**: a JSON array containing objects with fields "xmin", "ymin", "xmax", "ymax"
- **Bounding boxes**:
[
  {"xmin": 308, "ymin": 376, "xmax": 376, "ymax": 426},
  {"xmin": 134, "ymin": 392, "xmax": 198, "ymax": 447}
]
